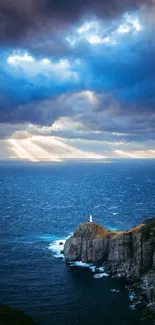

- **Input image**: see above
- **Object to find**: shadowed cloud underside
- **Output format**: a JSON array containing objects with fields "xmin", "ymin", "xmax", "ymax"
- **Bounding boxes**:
[{"xmin": 0, "ymin": 0, "xmax": 155, "ymax": 160}]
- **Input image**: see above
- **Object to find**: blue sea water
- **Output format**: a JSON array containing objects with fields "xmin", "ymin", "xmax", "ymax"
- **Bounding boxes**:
[{"xmin": 0, "ymin": 159, "xmax": 155, "ymax": 325}]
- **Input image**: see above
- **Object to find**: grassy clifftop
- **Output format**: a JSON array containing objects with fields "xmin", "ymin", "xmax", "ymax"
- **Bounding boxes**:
[
  {"xmin": 73, "ymin": 218, "xmax": 155, "ymax": 240},
  {"xmin": 74, "ymin": 221, "xmax": 120, "ymax": 239}
]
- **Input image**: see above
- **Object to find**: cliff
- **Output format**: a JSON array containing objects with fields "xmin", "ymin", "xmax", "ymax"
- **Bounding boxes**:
[{"xmin": 64, "ymin": 218, "xmax": 155, "ymax": 309}]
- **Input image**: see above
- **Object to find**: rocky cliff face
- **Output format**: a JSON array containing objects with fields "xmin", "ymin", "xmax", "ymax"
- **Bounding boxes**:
[
  {"xmin": 64, "ymin": 219, "xmax": 155, "ymax": 280},
  {"xmin": 64, "ymin": 222, "xmax": 118, "ymax": 264},
  {"xmin": 64, "ymin": 218, "xmax": 155, "ymax": 308}
]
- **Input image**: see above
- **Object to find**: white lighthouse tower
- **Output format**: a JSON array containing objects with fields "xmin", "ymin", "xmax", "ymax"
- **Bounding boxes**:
[{"xmin": 89, "ymin": 215, "xmax": 93, "ymax": 222}]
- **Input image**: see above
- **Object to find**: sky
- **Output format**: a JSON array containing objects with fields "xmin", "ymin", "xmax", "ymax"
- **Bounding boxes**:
[{"xmin": 0, "ymin": 0, "xmax": 155, "ymax": 161}]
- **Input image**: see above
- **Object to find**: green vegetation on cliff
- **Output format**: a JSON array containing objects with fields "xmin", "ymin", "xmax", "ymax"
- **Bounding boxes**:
[{"xmin": 0, "ymin": 306, "xmax": 37, "ymax": 325}]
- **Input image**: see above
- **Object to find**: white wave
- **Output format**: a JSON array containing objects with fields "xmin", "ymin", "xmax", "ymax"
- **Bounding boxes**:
[
  {"xmin": 94, "ymin": 273, "xmax": 109, "ymax": 278},
  {"xmin": 70, "ymin": 262, "xmax": 106, "ymax": 275},
  {"xmin": 49, "ymin": 235, "xmax": 110, "ymax": 280},
  {"xmin": 109, "ymin": 205, "xmax": 118, "ymax": 210},
  {"xmin": 70, "ymin": 261, "xmax": 94, "ymax": 268},
  {"xmin": 129, "ymin": 291, "xmax": 135, "ymax": 302},
  {"xmin": 112, "ymin": 212, "xmax": 119, "ymax": 216},
  {"xmin": 49, "ymin": 239, "xmax": 65, "ymax": 258},
  {"xmin": 48, "ymin": 233, "xmax": 73, "ymax": 258},
  {"xmin": 129, "ymin": 304, "xmax": 136, "ymax": 310},
  {"xmin": 89, "ymin": 266, "xmax": 96, "ymax": 272},
  {"xmin": 111, "ymin": 289, "xmax": 120, "ymax": 293},
  {"xmin": 97, "ymin": 266, "xmax": 105, "ymax": 272}
]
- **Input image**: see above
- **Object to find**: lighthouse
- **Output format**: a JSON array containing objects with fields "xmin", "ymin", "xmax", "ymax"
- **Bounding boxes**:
[{"xmin": 89, "ymin": 215, "xmax": 93, "ymax": 222}]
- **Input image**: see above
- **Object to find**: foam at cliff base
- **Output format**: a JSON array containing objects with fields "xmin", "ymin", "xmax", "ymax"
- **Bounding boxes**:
[
  {"xmin": 111, "ymin": 289, "xmax": 120, "ymax": 293},
  {"xmin": 49, "ymin": 239, "xmax": 65, "ymax": 258},
  {"xmin": 70, "ymin": 261, "xmax": 95, "ymax": 269},
  {"xmin": 94, "ymin": 273, "xmax": 109, "ymax": 278},
  {"xmin": 129, "ymin": 304, "xmax": 136, "ymax": 310},
  {"xmin": 70, "ymin": 262, "xmax": 104, "ymax": 271},
  {"xmin": 48, "ymin": 234, "xmax": 72, "ymax": 258},
  {"xmin": 70, "ymin": 262, "xmax": 109, "ymax": 277},
  {"xmin": 49, "ymin": 235, "xmax": 109, "ymax": 278},
  {"xmin": 129, "ymin": 291, "xmax": 136, "ymax": 302}
]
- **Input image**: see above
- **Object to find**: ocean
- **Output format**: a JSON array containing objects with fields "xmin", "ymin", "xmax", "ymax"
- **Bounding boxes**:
[{"xmin": 0, "ymin": 159, "xmax": 155, "ymax": 325}]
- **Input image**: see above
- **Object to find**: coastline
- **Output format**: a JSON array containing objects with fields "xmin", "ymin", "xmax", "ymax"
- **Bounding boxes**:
[{"xmin": 63, "ymin": 218, "xmax": 155, "ymax": 317}]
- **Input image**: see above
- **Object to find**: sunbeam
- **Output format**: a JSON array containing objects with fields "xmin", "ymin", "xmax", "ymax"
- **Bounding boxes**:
[
  {"xmin": 8, "ymin": 139, "xmax": 38, "ymax": 162},
  {"xmin": 8, "ymin": 136, "xmax": 105, "ymax": 162}
]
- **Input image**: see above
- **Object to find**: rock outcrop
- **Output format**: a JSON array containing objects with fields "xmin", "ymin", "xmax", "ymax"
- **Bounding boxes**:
[
  {"xmin": 64, "ymin": 218, "xmax": 155, "ymax": 308},
  {"xmin": 64, "ymin": 222, "xmax": 118, "ymax": 264}
]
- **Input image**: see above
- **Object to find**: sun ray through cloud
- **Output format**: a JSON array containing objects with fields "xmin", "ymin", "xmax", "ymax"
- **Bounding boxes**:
[
  {"xmin": 0, "ymin": 0, "xmax": 154, "ymax": 160},
  {"xmin": 7, "ymin": 136, "xmax": 105, "ymax": 162},
  {"xmin": 8, "ymin": 139, "xmax": 38, "ymax": 162}
]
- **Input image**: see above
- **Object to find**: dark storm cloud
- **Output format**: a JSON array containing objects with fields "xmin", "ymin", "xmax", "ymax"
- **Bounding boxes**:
[
  {"xmin": 0, "ymin": 52, "xmax": 81, "ymax": 125},
  {"xmin": 1, "ymin": 24, "xmax": 155, "ymax": 128},
  {"xmin": 0, "ymin": 0, "xmax": 147, "ymax": 47},
  {"xmin": 0, "ymin": 0, "xmax": 155, "ymax": 144},
  {"xmin": 0, "ymin": 37, "xmax": 155, "ymax": 138},
  {"xmin": 0, "ymin": 123, "xmax": 25, "ymax": 139}
]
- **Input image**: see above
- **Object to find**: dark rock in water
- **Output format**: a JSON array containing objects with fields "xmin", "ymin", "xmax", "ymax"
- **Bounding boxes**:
[
  {"xmin": 140, "ymin": 307, "xmax": 155, "ymax": 325},
  {"xmin": 64, "ymin": 218, "xmax": 155, "ymax": 309},
  {"xmin": 148, "ymin": 302, "xmax": 155, "ymax": 313},
  {"xmin": 0, "ymin": 305, "xmax": 37, "ymax": 325},
  {"xmin": 135, "ymin": 301, "xmax": 146, "ymax": 310},
  {"xmin": 59, "ymin": 242, "xmax": 64, "ymax": 246}
]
